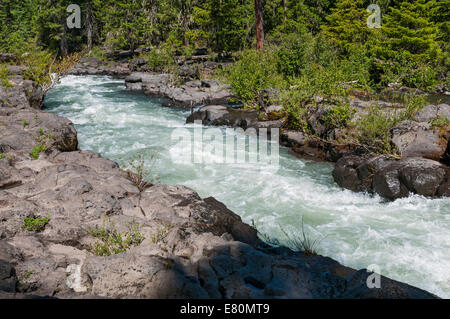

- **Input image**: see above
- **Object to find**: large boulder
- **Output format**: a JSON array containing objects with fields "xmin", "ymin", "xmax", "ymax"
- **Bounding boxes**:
[
  {"xmin": 332, "ymin": 155, "xmax": 371, "ymax": 193},
  {"xmin": 1, "ymin": 78, "xmax": 43, "ymax": 109},
  {"xmin": 391, "ymin": 121, "xmax": 447, "ymax": 160},
  {"xmin": 397, "ymin": 158, "xmax": 447, "ymax": 197},
  {"xmin": 372, "ymin": 162, "xmax": 410, "ymax": 199},
  {"xmin": 333, "ymin": 156, "xmax": 449, "ymax": 199},
  {"xmin": 0, "ymin": 109, "xmax": 78, "ymax": 160}
]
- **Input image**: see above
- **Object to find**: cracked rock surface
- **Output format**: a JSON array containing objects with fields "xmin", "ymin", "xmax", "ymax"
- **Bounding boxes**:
[{"xmin": 0, "ymin": 66, "xmax": 438, "ymax": 299}]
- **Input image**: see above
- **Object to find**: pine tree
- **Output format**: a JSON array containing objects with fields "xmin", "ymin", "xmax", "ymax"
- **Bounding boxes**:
[
  {"xmin": 322, "ymin": 0, "xmax": 370, "ymax": 51},
  {"xmin": 94, "ymin": 0, "xmax": 149, "ymax": 52},
  {"xmin": 428, "ymin": 0, "xmax": 450, "ymax": 68},
  {"xmin": 255, "ymin": 0, "xmax": 264, "ymax": 51},
  {"xmin": 375, "ymin": 0, "xmax": 440, "ymax": 64},
  {"xmin": 0, "ymin": 0, "xmax": 39, "ymax": 52},
  {"xmin": 208, "ymin": 0, "xmax": 254, "ymax": 53}
]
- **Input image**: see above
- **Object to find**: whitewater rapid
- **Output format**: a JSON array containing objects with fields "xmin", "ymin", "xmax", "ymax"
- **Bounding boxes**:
[{"xmin": 45, "ymin": 75, "xmax": 450, "ymax": 298}]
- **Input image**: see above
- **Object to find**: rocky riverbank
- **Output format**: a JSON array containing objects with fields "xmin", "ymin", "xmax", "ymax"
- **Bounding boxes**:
[
  {"xmin": 71, "ymin": 56, "xmax": 450, "ymax": 200},
  {"xmin": 0, "ymin": 58, "xmax": 441, "ymax": 298}
]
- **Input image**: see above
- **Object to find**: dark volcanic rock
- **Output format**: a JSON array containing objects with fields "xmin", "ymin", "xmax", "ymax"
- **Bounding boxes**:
[
  {"xmin": 332, "ymin": 156, "xmax": 369, "ymax": 192},
  {"xmin": 0, "ymin": 260, "xmax": 17, "ymax": 293},
  {"xmin": 178, "ymin": 64, "xmax": 199, "ymax": 81},
  {"xmin": 373, "ymin": 158, "xmax": 447, "ymax": 199},
  {"xmin": 373, "ymin": 163, "xmax": 410, "ymax": 199},
  {"xmin": 129, "ymin": 58, "xmax": 147, "ymax": 71},
  {"xmin": 334, "ymin": 155, "xmax": 449, "ymax": 199},
  {"xmin": 341, "ymin": 269, "xmax": 436, "ymax": 299}
]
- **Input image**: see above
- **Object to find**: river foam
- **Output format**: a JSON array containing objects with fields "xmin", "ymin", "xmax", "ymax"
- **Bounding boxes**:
[{"xmin": 45, "ymin": 75, "xmax": 450, "ymax": 298}]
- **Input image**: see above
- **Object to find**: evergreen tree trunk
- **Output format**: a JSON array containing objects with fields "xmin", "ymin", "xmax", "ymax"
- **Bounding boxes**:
[
  {"xmin": 283, "ymin": 0, "xmax": 287, "ymax": 22},
  {"xmin": 182, "ymin": 2, "xmax": 189, "ymax": 47},
  {"xmin": 60, "ymin": 19, "xmax": 68, "ymax": 57},
  {"xmin": 255, "ymin": 0, "xmax": 264, "ymax": 51},
  {"xmin": 86, "ymin": 1, "xmax": 93, "ymax": 51}
]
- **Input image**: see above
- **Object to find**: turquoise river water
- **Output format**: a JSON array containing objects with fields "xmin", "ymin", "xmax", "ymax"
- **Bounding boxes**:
[{"xmin": 44, "ymin": 75, "xmax": 450, "ymax": 298}]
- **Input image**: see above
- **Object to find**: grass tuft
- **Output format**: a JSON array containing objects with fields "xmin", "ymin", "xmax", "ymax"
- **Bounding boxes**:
[
  {"xmin": 23, "ymin": 215, "xmax": 50, "ymax": 232},
  {"xmin": 252, "ymin": 217, "xmax": 324, "ymax": 257},
  {"xmin": 87, "ymin": 218, "xmax": 145, "ymax": 257}
]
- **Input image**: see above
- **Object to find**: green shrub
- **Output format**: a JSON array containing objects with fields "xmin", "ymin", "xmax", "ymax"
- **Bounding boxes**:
[
  {"xmin": 143, "ymin": 47, "xmax": 176, "ymax": 73},
  {"xmin": 87, "ymin": 46, "xmax": 107, "ymax": 61},
  {"xmin": 377, "ymin": 59, "xmax": 438, "ymax": 91},
  {"xmin": 30, "ymin": 144, "xmax": 47, "ymax": 160},
  {"xmin": 221, "ymin": 49, "xmax": 286, "ymax": 107},
  {"xmin": 151, "ymin": 224, "xmax": 173, "ymax": 244},
  {"xmin": 323, "ymin": 103, "xmax": 355, "ymax": 129},
  {"xmin": 401, "ymin": 95, "xmax": 427, "ymax": 120},
  {"xmin": 273, "ymin": 32, "xmax": 312, "ymax": 78},
  {"xmin": 0, "ymin": 65, "xmax": 13, "ymax": 88},
  {"xmin": 120, "ymin": 151, "xmax": 158, "ymax": 192},
  {"xmin": 430, "ymin": 116, "xmax": 450, "ymax": 128},
  {"xmin": 280, "ymin": 89, "xmax": 311, "ymax": 131},
  {"xmin": 355, "ymin": 105, "xmax": 398, "ymax": 155},
  {"xmin": 23, "ymin": 215, "xmax": 50, "ymax": 232},
  {"xmin": 88, "ymin": 219, "xmax": 145, "ymax": 257},
  {"xmin": 19, "ymin": 40, "xmax": 55, "ymax": 89}
]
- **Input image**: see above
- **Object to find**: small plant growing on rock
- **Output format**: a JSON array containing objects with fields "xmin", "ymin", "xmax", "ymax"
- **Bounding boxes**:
[
  {"xmin": 22, "ymin": 119, "xmax": 28, "ymax": 128},
  {"xmin": 29, "ymin": 129, "xmax": 55, "ymax": 160},
  {"xmin": 120, "ymin": 151, "xmax": 159, "ymax": 192},
  {"xmin": 151, "ymin": 224, "xmax": 173, "ymax": 244},
  {"xmin": 430, "ymin": 116, "xmax": 449, "ymax": 129},
  {"xmin": 252, "ymin": 218, "xmax": 324, "ymax": 257},
  {"xmin": 17, "ymin": 269, "xmax": 35, "ymax": 291},
  {"xmin": 30, "ymin": 144, "xmax": 47, "ymax": 160},
  {"xmin": 323, "ymin": 103, "xmax": 355, "ymax": 129},
  {"xmin": 87, "ymin": 219, "xmax": 145, "ymax": 257},
  {"xmin": 36, "ymin": 129, "xmax": 55, "ymax": 144},
  {"xmin": 0, "ymin": 153, "xmax": 5, "ymax": 160},
  {"xmin": 0, "ymin": 64, "xmax": 13, "ymax": 88},
  {"xmin": 19, "ymin": 270, "xmax": 34, "ymax": 282},
  {"xmin": 354, "ymin": 104, "xmax": 398, "ymax": 155},
  {"xmin": 23, "ymin": 215, "xmax": 50, "ymax": 232},
  {"xmin": 280, "ymin": 219, "xmax": 324, "ymax": 256}
]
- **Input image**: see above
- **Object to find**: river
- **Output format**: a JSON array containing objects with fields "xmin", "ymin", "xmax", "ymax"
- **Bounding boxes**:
[{"xmin": 44, "ymin": 75, "xmax": 450, "ymax": 298}]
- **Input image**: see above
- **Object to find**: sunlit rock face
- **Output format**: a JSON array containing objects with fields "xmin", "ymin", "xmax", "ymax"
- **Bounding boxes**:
[{"xmin": 35, "ymin": 75, "xmax": 450, "ymax": 298}]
